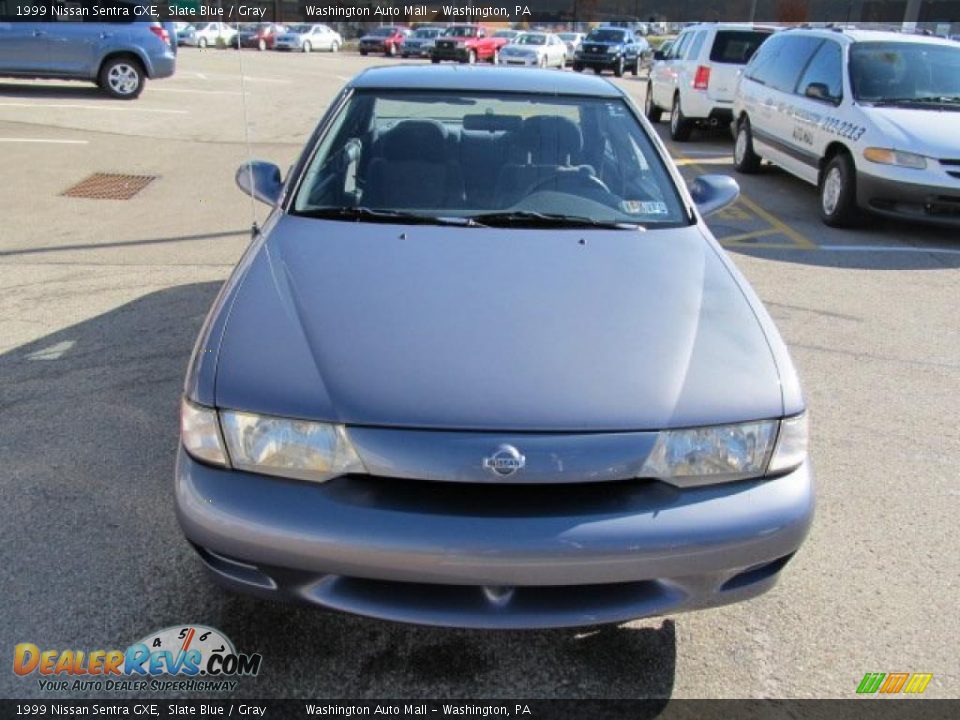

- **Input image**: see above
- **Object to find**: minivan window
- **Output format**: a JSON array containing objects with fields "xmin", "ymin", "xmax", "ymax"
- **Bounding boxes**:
[
  {"xmin": 849, "ymin": 41, "xmax": 960, "ymax": 104},
  {"xmin": 749, "ymin": 35, "xmax": 823, "ymax": 93},
  {"xmin": 670, "ymin": 32, "xmax": 692, "ymax": 59},
  {"xmin": 710, "ymin": 30, "xmax": 773, "ymax": 64},
  {"xmin": 293, "ymin": 91, "xmax": 687, "ymax": 227},
  {"xmin": 797, "ymin": 40, "xmax": 843, "ymax": 101}
]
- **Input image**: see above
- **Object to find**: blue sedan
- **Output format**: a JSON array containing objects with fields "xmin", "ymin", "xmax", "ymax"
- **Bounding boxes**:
[{"xmin": 176, "ymin": 66, "xmax": 813, "ymax": 629}]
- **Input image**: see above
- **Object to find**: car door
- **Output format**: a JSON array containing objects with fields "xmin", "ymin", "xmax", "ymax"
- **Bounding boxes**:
[
  {"xmin": 0, "ymin": 18, "xmax": 47, "ymax": 74},
  {"xmin": 46, "ymin": 11, "xmax": 120, "ymax": 78},
  {"xmin": 548, "ymin": 34, "xmax": 564, "ymax": 65},
  {"xmin": 792, "ymin": 38, "xmax": 846, "ymax": 183},
  {"xmin": 653, "ymin": 30, "xmax": 692, "ymax": 108}
]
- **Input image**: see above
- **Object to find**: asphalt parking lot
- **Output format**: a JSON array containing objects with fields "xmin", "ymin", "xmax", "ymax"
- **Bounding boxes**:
[{"xmin": 1, "ymin": 48, "xmax": 957, "ymax": 700}]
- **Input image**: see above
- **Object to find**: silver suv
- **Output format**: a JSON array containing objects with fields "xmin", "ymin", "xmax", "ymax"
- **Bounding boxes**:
[{"xmin": 0, "ymin": 12, "xmax": 176, "ymax": 99}]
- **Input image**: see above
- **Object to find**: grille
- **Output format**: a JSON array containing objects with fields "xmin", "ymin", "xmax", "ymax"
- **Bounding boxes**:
[{"xmin": 62, "ymin": 173, "xmax": 156, "ymax": 200}]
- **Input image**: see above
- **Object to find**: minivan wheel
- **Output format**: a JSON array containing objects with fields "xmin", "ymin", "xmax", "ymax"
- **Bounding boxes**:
[
  {"xmin": 99, "ymin": 57, "xmax": 144, "ymax": 100},
  {"xmin": 819, "ymin": 153, "xmax": 861, "ymax": 227},
  {"xmin": 644, "ymin": 83, "xmax": 662, "ymax": 122},
  {"xmin": 670, "ymin": 94, "xmax": 693, "ymax": 141},
  {"xmin": 198, "ymin": 37, "xmax": 208, "ymax": 49},
  {"xmin": 302, "ymin": 41, "xmax": 312, "ymax": 53},
  {"xmin": 734, "ymin": 117, "xmax": 762, "ymax": 173}
]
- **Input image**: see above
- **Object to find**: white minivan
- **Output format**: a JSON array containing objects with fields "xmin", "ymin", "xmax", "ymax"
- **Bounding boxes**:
[
  {"xmin": 732, "ymin": 28, "xmax": 960, "ymax": 227},
  {"xmin": 646, "ymin": 23, "xmax": 775, "ymax": 141}
]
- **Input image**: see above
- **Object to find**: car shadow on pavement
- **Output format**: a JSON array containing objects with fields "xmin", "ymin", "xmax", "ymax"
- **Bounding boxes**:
[
  {"xmin": 0, "ymin": 81, "xmax": 109, "ymax": 100},
  {"xmin": 0, "ymin": 282, "xmax": 676, "ymax": 702}
]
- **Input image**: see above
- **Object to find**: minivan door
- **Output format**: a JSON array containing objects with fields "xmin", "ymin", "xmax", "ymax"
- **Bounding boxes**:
[{"xmin": 706, "ymin": 29, "xmax": 774, "ymax": 104}]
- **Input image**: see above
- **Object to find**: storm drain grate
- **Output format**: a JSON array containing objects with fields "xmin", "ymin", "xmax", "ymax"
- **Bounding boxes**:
[{"xmin": 61, "ymin": 173, "xmax": 157, "ymax": 200}]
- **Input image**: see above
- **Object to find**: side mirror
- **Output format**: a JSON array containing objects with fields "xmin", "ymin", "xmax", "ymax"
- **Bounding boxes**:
[
  {"xmin": 804, "ymin": 82, "xmax": 837, "ymax": 103},
  {"xmin": 689, "ymin": 174, "xmax": 740, "ymax": 218},
  {"xmin": 653, "ymin": 49, "xmax": 665, "ymax": 61},
  {"xmin": 235, "ymin": 161, "xmax": 283, "ymax": 205}
]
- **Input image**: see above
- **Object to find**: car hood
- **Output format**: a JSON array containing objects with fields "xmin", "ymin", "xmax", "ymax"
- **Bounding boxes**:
[
  {"xmin": 863, "ymin": 106, "xmax": 960, "ymax": 158},
  {"xmin": 214, "ymin": 217, "xmax": 784, "ymax": 431}
]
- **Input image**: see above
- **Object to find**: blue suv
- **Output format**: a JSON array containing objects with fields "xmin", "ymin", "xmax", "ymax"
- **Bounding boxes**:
[
  {"xmin": 0, "ymin": 14, "xmax": 176, "ymax": 99},
  {"xmin": 573, "ymin": 26, "xmax": 648, "ymax": 77}
]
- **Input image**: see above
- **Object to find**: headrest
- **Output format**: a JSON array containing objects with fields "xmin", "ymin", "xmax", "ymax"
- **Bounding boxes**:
[
  {"xmin": 463, "ymin": 114, "xmax": 523, "ymax": 133},
  {"xmin": 379, "ymin": 120, "xmax": 447, "ymax": 163},
  {"xmin": 519, "ymin": 116, "xmax": 582, "ymax": 164}
]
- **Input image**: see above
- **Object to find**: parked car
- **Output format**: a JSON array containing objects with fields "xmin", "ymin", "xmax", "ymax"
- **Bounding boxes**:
[
  {"xmin": 401, "ymin": 27, "xmax": 443, "ymax": 58},
  {"xmin": 175, "ymin": 23, "xmax": 196, "ymax": 47},
  {"xmin": 733, "ymin": 27, "xmax": 960, "ymax": 227},
  {"xmin": 177, "ymin": 65, "xmax": 812, "ymax": 630},
  {"xmin": 184, "ymin": 22, "xmax": 237, "ymax": 49},
  {"xmin": 646, "ymin": 23, "xmax": 775, "ymax": 141},
  {"xmin": 0, "ymin": 18, "xmax": 175, "ymax": 99},
  {"xmin": 358, "ymin": 26, "xmax": 410, "ymax": 57},
  {"xmin": 498, "ymin": 32, "xmax": 567, "ymax": 68},
  {"xmin": 273, "ymin": 24, "xmax": 342, "ymax": 53},
  {"xmin": 573, "ymin": 26, "xmax": 648, "ymax": 77},
  {"xmin": 431, "ymin": 25, "xmax": 506, "ymax": 64},
  {"xmin": 237, "ymin": 23, "xmax": 288, "ymax": 51},
  {"xmin": 492, "ymin": 29, "xmax": 522, "ymax": 44},
  {"xmin": 557, "ymin": 32, "xmax": 585, "ymax": 65}
]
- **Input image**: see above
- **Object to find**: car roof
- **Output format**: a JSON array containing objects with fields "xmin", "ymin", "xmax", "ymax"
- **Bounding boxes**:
[
  {"xmin": 349, "ymin": 65, "xmax": 624, "ymax": 98},
  {"xmin": 783, "ymin": 26, "xmax": 960, "ymax": 47}
]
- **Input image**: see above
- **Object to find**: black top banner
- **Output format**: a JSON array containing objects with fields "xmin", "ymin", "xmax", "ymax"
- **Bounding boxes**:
[{"xmin": 0, "ymin": 0, "xmax": 959, "ymax": 24}]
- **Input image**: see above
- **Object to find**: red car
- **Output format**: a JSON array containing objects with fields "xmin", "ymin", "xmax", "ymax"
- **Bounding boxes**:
[
  {"xmin": 431, "ymin": 25, "xmax": 508, "ymax": 64},
  {"xmin": 237, "ymin": 23, "xmax": 287, "ymax": 51},
  {"xmin": 358, "ymin": 26, "xmax": 411, "ymax": 56}
]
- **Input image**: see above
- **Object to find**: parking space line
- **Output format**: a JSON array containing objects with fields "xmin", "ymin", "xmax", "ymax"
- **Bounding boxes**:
[
  {"xmin": 820, "ymin": 245, "xmax": 960, "ymax": 255},
  {"xmin": 0, "ymin": 137, "xmax": 88, "ymax": 144},
  {"xmin": 153, "ymin": 88, "xmax": 243, "ymax": 96},
  {"xmin": 720, "ymin": 228, "xmax": 779, "ymax": 243},
  {"xmin": 0, "ymin": 102, "xmax": 188, "ymax": 114},
  {"xmin": 736, "ymin": 195, "xmax": 817, "ymax": 250}
]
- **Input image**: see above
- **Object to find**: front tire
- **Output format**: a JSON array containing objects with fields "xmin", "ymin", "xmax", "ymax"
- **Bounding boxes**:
[
  {"xmin": 387, "ymin": 43, "xmax": 397, "ymax": 57},
  {"xmin": 431, "ymin": 56, "xmax": 439, "ymax": 64},
  {"xmin": 360, "ymin": 49, "xmax": 368, "ymax": 56},
  {"xmin": 198, "ymin": 37, "xmax": 208, "ymax": 49},
  {"xmin": 99, "ymin": 56, "xmax": 144, "ymax": 100},
  {"xmin": 614, "ymin": 56, "xmax": 625, "ymax": 77},
  {"xmin": 302, "ymin": 41, "xmax": 312, "ymax": 53},
  {"xmin": 330, "ymin": 40, "xmax": 340, "ymax": 53},
  {"xmin": 669, "ymin": 94, "xmax": 693, "ymax": 141},
  {"xmin": 644, "ymin": 83, "xmax": 662, "ymax": 122},
  {"xmin": 572, "ymin": 62, "xmax": 583, "ymax": 72},
  {"xmin": 467, "ymin": 49, "xmax": 476, "ymax": 64},
  {"xmin": 631, "ymin": 58, "xmax": 639, "ymax": 76},
  {"xmin": 258, "ymin": 38, "xmax": 266, "ymax": 51},
  {"xmin": 819, "ymin": 152, "xmax": 861, "ymax": 227},
  {"xmin": 733, "ymin": 117, "xmax": 762, "ymax": 174}
]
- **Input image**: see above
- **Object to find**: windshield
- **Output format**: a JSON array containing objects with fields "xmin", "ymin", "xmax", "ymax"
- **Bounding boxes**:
[
  {"xmin": 292, "ymin": 90, "xmax": 686, "ymax": 228},
  {"xmin": 558, "ymin": 33, "xmax": 579, "ymax": 41},
  {"xmin": 587, "ymin": 29, "xmax": 626, "ymax": 43},
  {"xmin": 413, "ymin": 28, "xmax": 440, "ymax": 38},
  {"xmin": 289, "ymin": 25, "xmax": 309, "ymax": 33},
  {"xmin": 493, "ymin": 30, "xmax": 516, "ymax": 38},
  {"xmin": 850, "ymin": 41, "xmax": 960, "ymax": 104},
  {"xmin": 516, "ymin": 34, "xmax": 547, "ymax": 46},
  {"xmin": 367, "ymin": 27, "xmax": 395, "ymax": 37},
  {"xmin": 443, "ymin": 26, "xmax": 479, "ymax": 38}
]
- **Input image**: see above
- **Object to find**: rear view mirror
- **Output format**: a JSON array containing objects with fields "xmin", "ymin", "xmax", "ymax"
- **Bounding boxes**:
[
  {"xmin": 689, "ymin": 175, "xmax": 740, "ymax": 218},
  {"xmin": 236, "ymin": 161, "xmax": 283, "ymax": 206},
  {"xmin": 653, "ymin": 50, "xmax": 665, "ymax": 61}
]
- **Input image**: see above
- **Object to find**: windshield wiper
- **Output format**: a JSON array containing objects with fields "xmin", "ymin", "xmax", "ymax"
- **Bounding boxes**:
[
  {"xmin": 467, "ymin": 211, "xmax": 644, "ymax": 230},
  {"xmin": 292, "ymin": 207, "xmax": 482, "ymax": 227},
  {"xmin": 867, "ymin": 95, "xmax": 960, "ymax": 107}
]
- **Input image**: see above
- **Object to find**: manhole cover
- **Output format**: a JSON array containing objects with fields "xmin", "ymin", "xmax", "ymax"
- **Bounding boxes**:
[{"xmin": 62, "ymin": 173, "xmax": 157, "ymax": 200}]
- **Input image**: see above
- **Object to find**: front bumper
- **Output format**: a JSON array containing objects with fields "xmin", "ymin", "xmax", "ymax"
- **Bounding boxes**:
[
  {"xmin": 176, "ymin": 450, "xmax": 814, "ymax": 628},
  {"xmin": 432, "ymin": 46, "xmax": 470, "ymax": 61},
  {"xmin": 359, "ymin": 42, "xmax": 388, "ymax": 53},
  {"xmin": 576, "ymin": 53, "xmax": 620, "ymax": 69},
  {"xmin": 857, "ymin": 169, "xmax": 960, "ymax": 227},
  {"xmin": 273, "ymin": 41, "xmax": 299, "ymax": 51},
  {"xmin": 500, "ymin": 55, "xmax": 539, "ymax": 66}
]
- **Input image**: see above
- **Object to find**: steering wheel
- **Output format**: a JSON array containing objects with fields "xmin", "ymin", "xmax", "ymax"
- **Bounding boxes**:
[{"xmin": 523, "ymin": 167, "xmax": 615, "ymax": 203}]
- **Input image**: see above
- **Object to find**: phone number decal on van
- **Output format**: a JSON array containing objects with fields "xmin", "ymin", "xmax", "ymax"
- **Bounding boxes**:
[{"xmin": 820, "ymin": 117, "xmax": 866, "ymax": 142}]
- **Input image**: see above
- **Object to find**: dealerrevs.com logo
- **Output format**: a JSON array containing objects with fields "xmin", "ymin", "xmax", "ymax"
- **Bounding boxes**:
[{"xmin": 13, "ymin": 625, "xmax": 262, "ymax": 693}]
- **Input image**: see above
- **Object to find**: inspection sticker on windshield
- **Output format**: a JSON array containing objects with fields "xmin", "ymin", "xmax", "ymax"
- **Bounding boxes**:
[{"xmin": 621, "ymin": 200, "xmax": 668, "ymax": 215}]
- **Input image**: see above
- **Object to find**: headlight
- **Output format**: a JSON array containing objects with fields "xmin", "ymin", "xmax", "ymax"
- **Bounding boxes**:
[
  {"xmin": 219, "ymin": 410, "xmax": 365, "ymax": 483},
  {"xmin": 607, "ymin": 46, "xmax": 620, "ymax": 54},
  {"xmin": 180, "ymin": 398, "xmax": 227, "ymax": 466},
  {"xmin": 641, "ymin": 415, "xmax": 807, "ymax": 487},
  {"xmin": 863, "ymin": 147, "xmax": 927, "ymax": 169}
]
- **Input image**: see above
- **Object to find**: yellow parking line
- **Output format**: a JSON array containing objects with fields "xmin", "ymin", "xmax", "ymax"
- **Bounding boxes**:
[
  {"xmin": 719, "ymin": 228, "xmax": 778, "ymax": 243},
  {"xmin": 668, "ymin": 144, "xmax": 817, "ymax": 250},
  {"xmin": 736, "ymin": 195, "xmax": 817, "ymax": 250}
]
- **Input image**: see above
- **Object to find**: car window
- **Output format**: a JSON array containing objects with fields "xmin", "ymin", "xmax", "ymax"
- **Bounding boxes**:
[
  {"xmin": 797, "ymin": 39, "xmax": 843, "ymax": 101},
  {"xmin": 293, "ymin": 91, "xmax": 686, "ymax": 227},
  {"xmin": 443, "ymin": 26, "xmax": 479, "ymax": 38},
  {"xmin": 586, "ymin": 29, "xmax": 627, "ymax": 43},
  {"xmin": 849, "ymin": 41, "xmax": 960, "ymax": 103},
  {"xmin": 687, "ymin": 31, "xmax": 707, "ymax": 60},
  {"xmin": 671, "ymin": 32, "xmax": 693, "ymax": 59},
  {"xmin": 748, "ymin": 35, "xmax": 822, "ymax": 93},
  {"xmin": 709, "ymin": 30, "xmax": 773, "ymax": 64},
  {"xmin": 516, "ymin": 34, "xmax": 547, "ymax": 46}
]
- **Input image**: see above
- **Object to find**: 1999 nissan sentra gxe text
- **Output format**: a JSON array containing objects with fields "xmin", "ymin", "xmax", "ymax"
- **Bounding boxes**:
[{"xmin": 175, "ymin": 66, "xmax": 813, "ymax": 629}]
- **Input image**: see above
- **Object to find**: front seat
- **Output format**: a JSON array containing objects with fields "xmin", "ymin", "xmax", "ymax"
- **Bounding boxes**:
[
  {"xmin": 495, "ymin": 116, "xmax": 587, "ymax": 207},
  {"xmin": 364, "ymin": 120, "xmax": 463, "ymax": 210}
]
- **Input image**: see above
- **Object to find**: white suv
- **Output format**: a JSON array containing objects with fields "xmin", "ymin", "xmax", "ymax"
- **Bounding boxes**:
[
  {"xmin": 732, "ymin": 28, "xmax": 960, "ymax": 227},
  {"xmin": 646, "ymin": 23, "xmax": 776, "ymax": 141}
]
